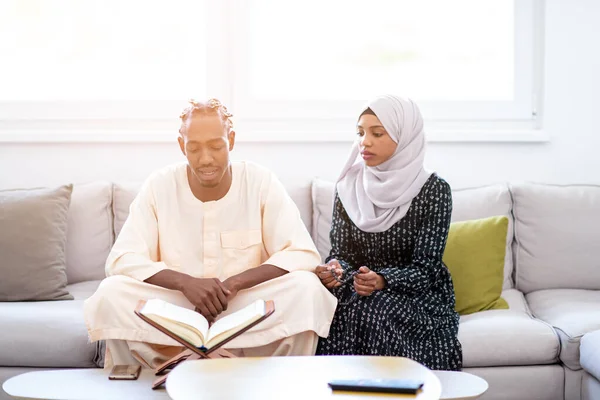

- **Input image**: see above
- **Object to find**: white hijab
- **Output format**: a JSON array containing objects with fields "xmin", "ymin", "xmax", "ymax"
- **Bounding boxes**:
[{"xmin": 336, "ymin": 95, "xmax": 432, "ymax": 233}]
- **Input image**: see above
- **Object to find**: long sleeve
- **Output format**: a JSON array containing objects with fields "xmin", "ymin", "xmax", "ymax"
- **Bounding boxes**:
[
  {"xmin": 105, "ymin": 177, "xmax": 169, "ymax": 281},
  {"xmin": 326, "ymin": 193, "xmax": 360, "ymax": 272},
  {"xmin": 378, "ymin": 179, "xmax": 452, "ymax": 295},
  {"xmin": 325, "ymin": 193, "xmax": 363, "ymax": 298},
  {"xmin": 260, "ymin": 172, "xmax": 321, "ymax": 272}
]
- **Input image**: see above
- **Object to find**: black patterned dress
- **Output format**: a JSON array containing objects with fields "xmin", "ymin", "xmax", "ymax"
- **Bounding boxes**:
[{"xmin": 316, "ymin": 174, "xmax": 463, "ymax": 371}]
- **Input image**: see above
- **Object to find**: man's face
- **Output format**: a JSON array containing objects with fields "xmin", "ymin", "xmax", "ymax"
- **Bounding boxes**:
[{"xmin": 178, "ymin": 114, "xmax": 235, "ymax": 188}]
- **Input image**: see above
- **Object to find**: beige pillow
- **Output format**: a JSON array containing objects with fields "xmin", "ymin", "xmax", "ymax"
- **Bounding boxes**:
[{"xmin": 0, "ymin": 185, "xmax": 74, "ymax": 301}]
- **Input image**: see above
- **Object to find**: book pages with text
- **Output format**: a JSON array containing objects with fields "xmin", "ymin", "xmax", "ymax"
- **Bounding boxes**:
[
  {"xmin": 205, "ymin": 299, "xmax": 266, "ymax": 349},
  {"xmin": 142, "ymin": 299, "xmax": 209, "ymax": 347}
]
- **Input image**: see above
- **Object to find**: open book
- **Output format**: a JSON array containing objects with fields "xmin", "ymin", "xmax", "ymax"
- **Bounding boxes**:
[{"xmin": 137, "ymin": 298, "xmax": 271, "ymax": 351}]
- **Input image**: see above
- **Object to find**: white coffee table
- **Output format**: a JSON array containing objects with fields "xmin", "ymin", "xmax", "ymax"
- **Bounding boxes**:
[
  {"xmin": 166, "ymin": 355, "xmax": 443, "ymax": 399},
  {"xmin": 2, "ymin": 361, "xmax": 488, "ymax": 400},
  {"xmin": 433, "ymin": 371, "xmax": 488, "ymax": 400},
  {"xmin": 2, "ymin": 368, "xmax": 169, "ymax": 400}
]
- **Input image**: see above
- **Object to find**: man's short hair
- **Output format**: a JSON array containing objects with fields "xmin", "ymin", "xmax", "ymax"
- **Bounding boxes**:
[{"xmin": 179, "ymin": 98, "xmax": 234, "ymax": 135}]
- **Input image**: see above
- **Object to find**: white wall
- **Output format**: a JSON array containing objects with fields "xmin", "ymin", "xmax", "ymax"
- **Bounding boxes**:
[{"xmin": 1, "ymin": 0, "xmax": 599, "ymax": 190}]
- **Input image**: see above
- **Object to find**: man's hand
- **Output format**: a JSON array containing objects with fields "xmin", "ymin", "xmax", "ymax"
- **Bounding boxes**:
[
  {"xmin": 354, "ymin": 266, "xmax": 385, "ymax": 296},
  {"xmin": 222, "ymin": 277, "xmax": 240, "ymax": 302},
  {"xmin": 315, "ymin": 259, "xmax": 343, "ymax": 289},
  {"xmin": 181, "ymin": 277, "xmax": 230, "ymax": 323}
]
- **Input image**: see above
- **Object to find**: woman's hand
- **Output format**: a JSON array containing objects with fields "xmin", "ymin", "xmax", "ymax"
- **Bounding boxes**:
[
  {"xmin": 354, "ymin": 266, "xmax": 386, "ymax": 296},
  {"xmin": 315, "ymin": 259, "xmax": 343, "ymax": 289}
]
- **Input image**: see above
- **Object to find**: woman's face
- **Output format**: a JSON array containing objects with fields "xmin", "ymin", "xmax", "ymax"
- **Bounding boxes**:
[{"xmin": 356, "ymin": 114, "xmax": 397, "ymax": 167}]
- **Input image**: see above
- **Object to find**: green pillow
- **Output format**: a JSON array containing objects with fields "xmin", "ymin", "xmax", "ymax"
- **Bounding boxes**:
[{"xmin": 443, "ymin": 216, "xmax": 509, "ymax": 315}]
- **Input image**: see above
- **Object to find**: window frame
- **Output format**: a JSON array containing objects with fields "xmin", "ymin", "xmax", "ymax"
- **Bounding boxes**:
[{"xmin": 0, "ymin": 0, "xmax": 546, "ymax": 143}]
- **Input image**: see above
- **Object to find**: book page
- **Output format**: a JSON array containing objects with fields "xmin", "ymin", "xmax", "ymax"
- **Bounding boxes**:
[
  {"xmin": 205, "ymin": 299, "xmax": 266, "ymax": 349},
  {"xmin": 141, "ymin": 299, "xmax": 209, "ymax": 347}
]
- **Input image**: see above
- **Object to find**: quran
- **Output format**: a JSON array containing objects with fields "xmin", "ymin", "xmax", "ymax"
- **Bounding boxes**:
[{"xmin": 136, "ymin": 298, "xmax": 271, "ymax": 351}]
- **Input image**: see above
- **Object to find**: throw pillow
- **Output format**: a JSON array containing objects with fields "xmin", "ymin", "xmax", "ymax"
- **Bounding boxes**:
[
  {"xmin": 443, "ymin": 216, "xmax": 509, "ymax": 315},
  {"xmin": 0, "ymin": 184, "xmax": 74, "ymax": 301}
]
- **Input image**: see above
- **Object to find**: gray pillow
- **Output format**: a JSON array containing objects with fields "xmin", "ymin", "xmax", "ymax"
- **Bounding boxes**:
[{"xmin": 0, "ymin": 185, "xmax": 74, "ymax": 301}]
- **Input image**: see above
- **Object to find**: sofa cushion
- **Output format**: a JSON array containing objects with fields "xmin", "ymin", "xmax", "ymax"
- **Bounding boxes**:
[
  {"xmin": 113, "ymin": 180, "xmax": 314, "ymax": 240},
  {"xmin": 443, "ymin": 216, "xmax": 509, "ymax": 315},
  {"xmin": 311, "ymin": 179, "xmax": 335, "ymax": 262},
  {"xmin": 451, "ymin": 184, "xmax": 514, "ymax": 290},
  {"xmin": 0, "ymin": 280, "xmax": 102, "ymax": 368},
  {"xmin": 112, "ymin": 183, "xmax": 141, "ymax": 239},
  {"xmin": 0, "ymin": 185, "xmax": 73, "ymax": 301},
  {"xmin": 458, "ymin": 289, "xmax": 559, "ymax": 367},
  {"xmin": 66, "ymin": 182, "xmax": 114, "ymax": 284},
  {"xmin": 583, "ymin": 371, "xmax": 600, "ymax": 400},
  {"xmin": 463, "ymin": 365, "xmax": 564, "ymax": 400},
  {"xmin": 511, "ymin": 183, "xmax": 600, "ymax": 293},
  {"xmin": 282, "ymin": 182, "xmax": 313, "ymax": 235},
  {"xmin": 67, "ymin": 280, "xmax": 103, "ymax": 301},
  {"xmin": 526, "ymin": 289, "xmax": 600, "ymax": 370},
  {"xmin": 311, "ymin": 179, "xmax": 514, "ymax": 290},
  {"xmin": 581, "ymin": 330, "xmax": 600, "ymax": 382}
]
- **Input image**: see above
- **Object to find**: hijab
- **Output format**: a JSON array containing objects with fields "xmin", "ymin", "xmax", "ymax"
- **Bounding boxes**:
[{"xmin": 336, "ymin": 95, "xmax": 432, "ymax": 233}]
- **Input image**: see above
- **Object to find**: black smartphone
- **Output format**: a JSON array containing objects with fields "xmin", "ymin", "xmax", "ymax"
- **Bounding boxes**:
[
  {"xmin": 108, "ymin": 365, "xmax": 141, "ymax": 380},
  {"xmin": 328, "ymin": 378, "xmax": 424, "ymax": 394}
]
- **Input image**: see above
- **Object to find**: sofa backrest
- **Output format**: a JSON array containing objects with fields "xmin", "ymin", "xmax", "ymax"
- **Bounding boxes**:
[
  {"xmin": 65, "ymin": 182, "xmax": 113, "ymax": 284},
  {"xmin": 450, "ymin": 184, "xmax": 515, "ymax": 290},
  {"xmin": 311, "ymin": 179, "xmax": 515, "ymax": 290},
  {"xmin": 112, "ymin": 183, "xmax": 142, "ymax": 239},
  {"xmin": 283, "ymin": 182, "xmax": 314, "ymax": 235},
  {"xmin": 511, "ymin": 183, "xmax": 600, "ymax": 293},
  {"xmin": 111, "ymin": 181, "xmax": 314, "ymax": 240},
  {"xmin": 64, "ymin": 178, "xmax": 600, "ymax": 294}
]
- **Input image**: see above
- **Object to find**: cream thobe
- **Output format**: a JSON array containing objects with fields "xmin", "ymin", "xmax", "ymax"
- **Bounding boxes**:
[{"xmin": 83, "ymin": 161, "xmax": 337, "ymax": 367}]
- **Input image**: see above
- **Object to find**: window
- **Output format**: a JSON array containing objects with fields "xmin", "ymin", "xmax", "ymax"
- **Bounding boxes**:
[
  {"xmin": 0, "ymin": 0, "xmax": 542, "ymax": 141},
  {"xmin": 0, "ymin": 0, "xmax": 207, "ymax": 122},
  {"xmin": 232, "ymin": 0, "xmax": 539, "ymax": 124}
]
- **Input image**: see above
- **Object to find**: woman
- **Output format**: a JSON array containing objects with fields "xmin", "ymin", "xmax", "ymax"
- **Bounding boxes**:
[{"xmin": 315, "ymin": 95, "xmax": 462, "ymax": 371}]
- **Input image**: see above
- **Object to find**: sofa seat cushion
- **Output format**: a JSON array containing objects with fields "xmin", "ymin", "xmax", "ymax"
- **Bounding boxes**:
[
  {"xmin": 458, "ymin": 289, "xmax": 560, "ymax": 367},
  {"xmin": 526, "ymin": 289, "xmax": 600, "ymax": 370},
  {"xmin": 67, "ymin": 280, "xmax": 103, "ymax": 301},
  {"xmin": 0, "ymin": 280, "xmax": 102, "ymax": 368},
  {"xmin": 581, "ymin": 330, "xmax": 600, "ymax": 382}
]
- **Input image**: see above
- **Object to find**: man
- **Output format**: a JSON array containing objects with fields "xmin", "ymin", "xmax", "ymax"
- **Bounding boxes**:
[{"xmin": 84, "ymin": 99, "xmax": 337, "ymax": 369}]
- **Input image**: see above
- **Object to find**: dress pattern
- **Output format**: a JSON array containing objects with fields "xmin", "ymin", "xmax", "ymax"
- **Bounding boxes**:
[{"xmin": 316, "ymin": 174, "xmax": 463, "ymax": 371}]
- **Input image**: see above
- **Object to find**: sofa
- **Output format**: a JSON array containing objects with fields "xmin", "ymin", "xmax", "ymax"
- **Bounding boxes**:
[{"xmin": 1, "ymin": 178, "xmax": 600, "ymax": 400}]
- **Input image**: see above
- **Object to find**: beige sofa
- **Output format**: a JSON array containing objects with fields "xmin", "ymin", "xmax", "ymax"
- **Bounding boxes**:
[{"xmin": 1, "ymin": 179, "xmax": 600, "ymax": 400}]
